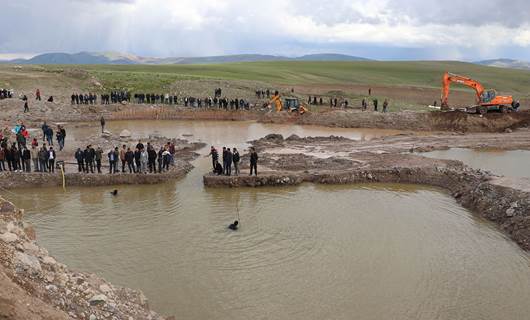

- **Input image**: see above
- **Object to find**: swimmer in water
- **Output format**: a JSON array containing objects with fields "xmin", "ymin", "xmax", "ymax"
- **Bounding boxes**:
[
  {"xmin": 228, "ymin": 220, "xmax": 239, "ymax": 230},
  {"xmin": 110, "ymin": 189, "xmax": 118, "ymax": 196}
]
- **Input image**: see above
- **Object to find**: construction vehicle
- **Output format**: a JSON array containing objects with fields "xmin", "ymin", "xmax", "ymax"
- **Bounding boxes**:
[
  {"xmin": 268, "ymin": 91, "xmax": 308, "ymax": 114},
  {"xmin": 441, "ymin": 72, "xmax": 514, "ymax": 114}
]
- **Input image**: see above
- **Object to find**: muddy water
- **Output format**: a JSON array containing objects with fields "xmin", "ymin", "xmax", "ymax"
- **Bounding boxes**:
[
  {"xmin": 6, "ymin": 121, "xmax": 530, "ymax": 320},
  {"xmin": 67, "ymin": 120, "xmax": 407, "ymax": 145},
  {"xmin": 423, "ymin": 148, "xmax": 530, "ymax": 179}
]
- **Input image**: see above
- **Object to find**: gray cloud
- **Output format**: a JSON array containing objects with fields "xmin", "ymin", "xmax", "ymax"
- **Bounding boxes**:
[{"xmin": 1, "ymin": 0, "xmax": 530, "ymax": 61}]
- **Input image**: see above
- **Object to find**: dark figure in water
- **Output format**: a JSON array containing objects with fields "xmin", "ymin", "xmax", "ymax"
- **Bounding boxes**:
[
  {"xmin": 110, "ymin": 189, "xmax": 118, "ymax": 196},
  {"xmin": 228, "ymin": 220, "xmax": 239, "ymax": 230}
]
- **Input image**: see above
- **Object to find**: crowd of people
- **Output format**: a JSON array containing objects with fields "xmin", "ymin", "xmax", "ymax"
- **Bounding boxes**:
[
  {"xmin": 71, "ymin": 91, "xmax": 131, "ymax": 105},
  {"xmin": 361, "ymin": 98, "xmax": 389, "ymax": 112},
  {"xmin": 206, "ymin": 146, "xmax": 258, "ymax": 176},
  {"xmin": 74, "ymin": 140, "xmax": 176, "ymax": 174},
  {"xmin": 183, "ymin": 96, "xmax": 250, "ymax": 110},
  {"xmin": 0, "ymin": 89, "xmax": 14, "ymax": 100}
]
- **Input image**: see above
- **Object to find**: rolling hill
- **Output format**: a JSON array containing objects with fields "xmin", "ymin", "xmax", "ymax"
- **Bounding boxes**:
[{"xmin": 1, "ymin": 52, "xmax": 370, "ymax": 65}]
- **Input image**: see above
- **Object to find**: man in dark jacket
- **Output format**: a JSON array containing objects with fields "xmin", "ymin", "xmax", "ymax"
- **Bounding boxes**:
[
  {"xmin": 125, "ymin": 147, "xmax": 135, "ymax": 173},
  {"xmin": 84, "ymin": 145, "xmax": 95, "ymax": 173},
  {"xmin": 21, "ymin": 147, "xmax": 31, "ymax": 172},
  {"xmin": 48, "ymin": 147, "xmax": 56, "ymax": 173},
  {"xmin": 249, "ymin": 147, "xmax": 258, "ymax": 176},
  {"xmin": 147, "ymin": 144, "xmax": 157, "ymax": 173},
  {"xmin": 225, "ymin": 148, "xmax": 233, "ymax": 176},
  {"xmin": 95, "ymin": 146, "xmax": 103, "ymax": 173},
  {"xmin": 75, "ymin": 148, "xmax": 85, "ymax": 172},
  {"xmin": 232, "ymin": 148, "xmax": 240, "ymax": 176},
  {"xmin": 207, "ymin": 146, "xmax": 218, "ymax": 171}
]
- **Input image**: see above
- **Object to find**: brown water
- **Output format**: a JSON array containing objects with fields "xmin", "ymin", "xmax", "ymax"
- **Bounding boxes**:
[
  {"xmin": 6, "ymin": 121, "xmax": 530, "ymax": 320},
  {"xmin": 423, "ymin": 148, "xmax": 530, "ymax": 179}
]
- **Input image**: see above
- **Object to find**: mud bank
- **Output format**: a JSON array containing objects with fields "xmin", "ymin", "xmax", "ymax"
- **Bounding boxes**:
[
  {"xmin": 0, "ymin": 197, "xmax": 167, "ymax": 320},
  {"xmin": 204, "ymin": 165, "xmax": 530, "ymax": 250},
  {"xmin": 4, "ymin": 98, "xmax": 530, "ymax": 133},
  {"xmin": 0, "ymin": 161, "xmax": 193, "ymax": 189},
  {"xmin": 262, "ymin": 109, "xmax": 530, "ymax": 133}
]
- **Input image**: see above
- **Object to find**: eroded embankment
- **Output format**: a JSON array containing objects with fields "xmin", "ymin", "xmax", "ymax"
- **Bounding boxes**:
[
  {"xmin": 0, "ymin": 197, "xmax": 167, "ymax": 320},
  {"xmin": 0, "ymin": 161, "xmax": 193, "ymax": 189}
]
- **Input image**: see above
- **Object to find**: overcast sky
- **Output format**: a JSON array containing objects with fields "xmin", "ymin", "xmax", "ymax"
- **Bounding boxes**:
[{"xmin": 2, "ymin": 0, "xmax": 530, "ymax": 61}]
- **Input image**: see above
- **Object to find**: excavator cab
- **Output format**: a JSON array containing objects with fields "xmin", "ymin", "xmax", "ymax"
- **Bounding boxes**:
[
  {"xmin": 481, "ymin": 90, "xmax": 497, "ymax": 103},
  {"xmin": 284, "ymin": 97, "xmax": 300, "ymax": 112}
]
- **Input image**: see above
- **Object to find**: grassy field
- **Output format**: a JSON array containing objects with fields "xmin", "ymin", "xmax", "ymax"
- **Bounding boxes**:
[
  {"xmin": 41, "ymin": 61, "xmax": 530, "ymax": 95},
  {"xmin": 2, "ymin": 61, "xmax": 529, "ymax": 112}
]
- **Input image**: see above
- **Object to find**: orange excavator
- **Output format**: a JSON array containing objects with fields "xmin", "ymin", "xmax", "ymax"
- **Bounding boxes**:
[{"xmin": 441, "ymin": 72, "xmax": 514, "ymax": 114}]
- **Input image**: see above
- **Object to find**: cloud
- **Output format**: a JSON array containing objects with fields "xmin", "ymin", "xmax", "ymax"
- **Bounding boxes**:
[{"xmin": 1, "ymin": 0, "xmax": 530, "ymax": 60}]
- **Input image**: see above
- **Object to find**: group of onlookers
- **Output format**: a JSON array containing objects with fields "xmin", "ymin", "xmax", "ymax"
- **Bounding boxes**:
[
  {"xmin": 0, "ymin": 142, "xmax": 57, "ymax": 173},
  {"xmin": 75, "ymin": 140, "xmax": 176, "ymax": 174},
  {"xmin": 0, "ymin": 89, "xmax": 14, "ymax": 99},
  {"xmin": 207, "ymin": 146, "xmax": 258, "ymax": 176}
]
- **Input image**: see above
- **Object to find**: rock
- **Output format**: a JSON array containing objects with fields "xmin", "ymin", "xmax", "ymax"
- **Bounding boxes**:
[
  {"xmin": 504, "ymin": 128, "xmax": 513, "ymax": 133},
  {"xmin": 0, "ymin": 232, "xmax": 18, "ymax": 243},
  {"xmin": 101, "ymin": 130, "xmax": 112, "ymax": 138},
  {"xmin": 89, "ymin": 314, "xmax": 97, "ymax": 320},
  {"xmin": 15, "ymin": 252, "xmax": 42, "ymax": 274},
  {"xmin": 99, "ymin": 284, "xmax": 112, "ymax": 294},
  {"xmin": 89, "ymin": 294, "xmax": 108, "ymax": 305},
  {"xmin": 43, "ymin": 256, "xmax": 57, "ymax": 265},
  {"xmin": 45, "ymin": 284, "xmax": 58, "ymax": 292},
  {"xmin": 0, "ymin": 201, "xmax": 15, "ymax": 213},
  {"xmin": 119, "ymin": 129, "xmax": 132, "ymax": 138},
  {"xmin": 506, "ymin": 208, "xmax": 516, "ymax": 217},
  {"xmin": 22, "ymin": 241, "xmax": 39, "ymax": 254}
]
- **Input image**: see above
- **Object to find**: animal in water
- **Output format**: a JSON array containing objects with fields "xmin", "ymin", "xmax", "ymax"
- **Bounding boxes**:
[
  {"xmin": 228, "ymin": 220, "xmax": 239, "ymax": 231},
  {"xmin": 110, "ymin": 189, "xmax": 118, "ymax": 196}
]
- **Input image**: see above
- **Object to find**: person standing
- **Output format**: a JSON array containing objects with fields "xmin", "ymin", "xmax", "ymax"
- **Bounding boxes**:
[
  {"xmin": 23, "ymin": 99, "xmax": 29, "ymax": 113},
  {"xmin": 232, "ymin": 148, "xmax": 240, "ymax": 176},
  {"xmin": 22, "ymin": 146, "xmax": 31, "ymax": 172},
  {"xmin": 140, "ymin": 147, "xmax": 148, "ymax": 174},
  {"xmin": 0, "ymin": 146, "xmax": 5, "ymax": 172},
  {"xmin": 383, "ymin": 99, "xmax": 389, "ymax": 113},
  {"xmin": 41, "ymin": 122, "xmax": 48, "ymax": 142},
  {"xmin": 373, "ymin": 99, "xmax": 378, "ymax": 112},
  {"xmin": 30, "ymin": 144, "xmax": 39, "ymax": 172},
  {"xmin": 249, "ymin": 147, "xmax": 258, "ymax": 176},
  {"xmin": 120, "ymin": 145, "xmax": 127, "ymax": 173},
  {"xmin": 75, "ymin": 148, "xmax": 85, "ymax": 172},
  {"xmin": 162, "ymin": 148, "xmax": 171, "ymax": 171},
  {"xmin": 95, "ymin": 146, "xmax": 103, "ymax": 173},
  {"xmin": 38, "ymin": 146, "xmax": 48, "ymax": 172},
  {"xmin": 108, "ymin": 147, "xmax": 118, "ymax": 174},
  {"xmin": 147, "ymin": 144, "xmax": 157, "ymax": 173},
  {"xmin": 100, "ymin": 116, "xmax": 106, "ymax": 133},
  {"xmin": 207, "ymin": 146, "xmax": 218, "ymax": 171},
  {"xmin": 85, "ymin": 145, "xmax": 95, "ymax": 173},
  {"xmin": 36, "ymin": 89, "xmax": 41, "ymax": 101},
  {"xmin": 134, "ymin": 148, "xmax": 141, "ymax": 174},
  {"xmin": 222, "ymin": 147, "xmax": 227, "ymax": 175},
  {"xmin": 157, "ymin": 146, "xmax": 164, "ymax": 172},
  {"xmin": 12, "ymin": 145, "xmax": 20, "ymax": 172},
  {"xmin": 48, "ymin": 147, "xmax": 56, "ymax": 173},
  {"xmin": 125, "ymin": 147, "xmax": 135, "ymax": 173},
  {"xmin": 225, "ymin": 148, "xmax": 233, "ymax": 176}
]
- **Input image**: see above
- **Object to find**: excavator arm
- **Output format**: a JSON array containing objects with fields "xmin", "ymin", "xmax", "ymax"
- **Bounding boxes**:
[
  {"xmin": 441, "ymin": 72, "xmax": 485, "ymax": 110},
  {"xmin": 270, "ymin": 92, "xmax": 283, "ymax": 112}
]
